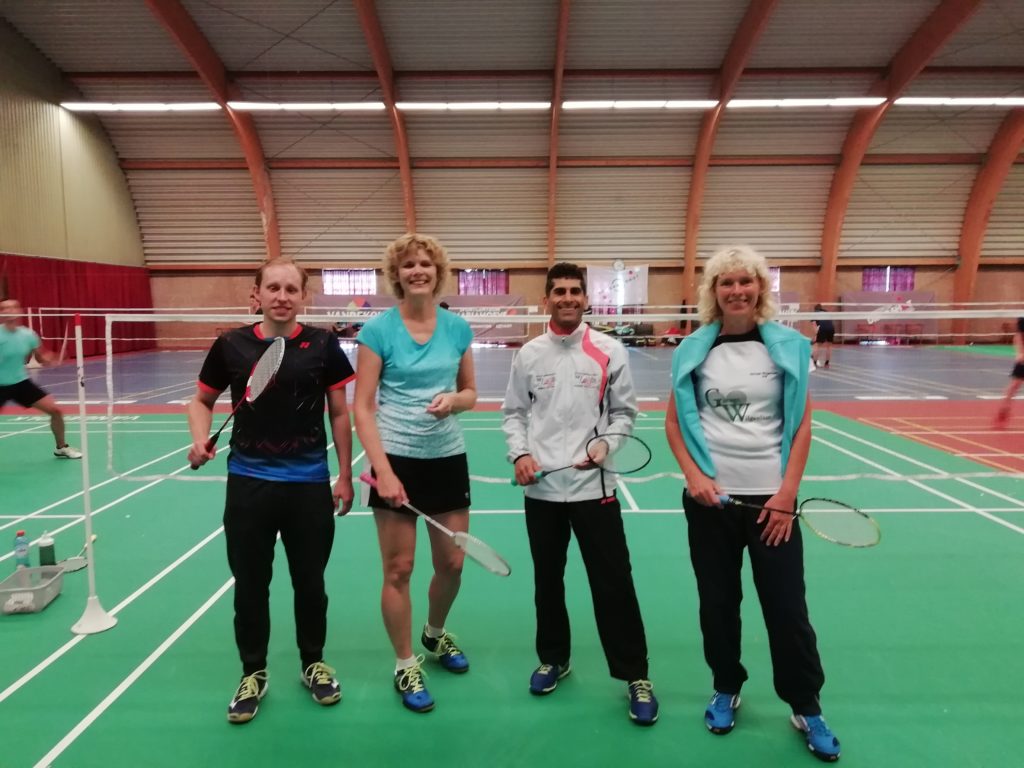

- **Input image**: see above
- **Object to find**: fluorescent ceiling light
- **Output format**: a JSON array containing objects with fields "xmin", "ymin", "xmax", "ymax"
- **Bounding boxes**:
[
  {"xmin": 61, "ymin": 102, "xmax": 221, "ymax": 112},
  {"xmin": 562, "ymin": 100, "xmax": 616, "ymax": 110},
  {"xmin": 395, "ymin": 101, "xmax": 550, "ymax": 111},
  {"xmin": 727, "ymin": 97, "xmax": 887, "ymax": 108},
  {"xmin": 895, "ymin": 96, "xmax": 1024, "ymax": 107},
  {"xmin": 665, "ymin": 100, "xmax": 720, "ymax": 109},
  {"xmin": 227, "ymin": 101, "xmax": 385, "ymax": 111}
]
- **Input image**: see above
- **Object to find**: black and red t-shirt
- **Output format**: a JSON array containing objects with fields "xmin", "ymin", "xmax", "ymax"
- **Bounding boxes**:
[{"xmin": 198, "ymin": 324, "xmax": 355, "ymax": 482}]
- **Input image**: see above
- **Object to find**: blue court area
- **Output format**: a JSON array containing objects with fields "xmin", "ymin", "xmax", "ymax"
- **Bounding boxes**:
[{"xmin": 1, "ymin": 399, "xmax": 1022, "ymax": 767}]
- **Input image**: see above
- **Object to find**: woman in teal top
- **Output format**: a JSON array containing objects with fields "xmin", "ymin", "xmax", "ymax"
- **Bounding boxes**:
[
  {"xmin": 664, "ymin": 246, "xmax": 840, "ymax": 763},
  {"xmin": 354, "ymin": 234, "xmax": 477, "ymax": 714}
]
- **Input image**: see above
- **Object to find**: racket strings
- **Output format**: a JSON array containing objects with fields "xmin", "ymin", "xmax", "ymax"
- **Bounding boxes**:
[
  {"xmin": 454, "ymin": 531, "xmax": 511, "ymax": 576},
  {"xmin": 248, "ymin": 339, "xmax": 285, "ymax": 399},
  {"xmin": 799, "ymin": 499, "xmax": 880, "ymax": 547}
]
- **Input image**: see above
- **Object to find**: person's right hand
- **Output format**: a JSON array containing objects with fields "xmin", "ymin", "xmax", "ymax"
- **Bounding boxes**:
[
  {"xmin": 513, "ymin": 454, "xmax": 542, "ymax": 486},
  {"xmin": 188, "ymin": 440, "xmax": 216, "ymax": 468},
  {"xmin": 685, "ymin": 470, "xmax": 722, "ymax": 507},
  {"xmin": 374, "ymin": 470, "xmax": 409, "ymax": 507}
]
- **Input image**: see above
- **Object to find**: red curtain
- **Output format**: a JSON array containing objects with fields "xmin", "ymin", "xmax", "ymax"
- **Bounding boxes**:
[
  {"xmin": 458, "ymin": 269, "xmax": 509, "ymax": 295},
  {"xmin": 0, "ymin": 253, "xmax": 154, "ymax": 357}
]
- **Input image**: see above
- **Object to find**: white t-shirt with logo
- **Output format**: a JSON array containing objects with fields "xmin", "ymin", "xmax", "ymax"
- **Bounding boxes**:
[{"xmin": 694, "ymin": 328, "xmax": 783, "ymax": 494}]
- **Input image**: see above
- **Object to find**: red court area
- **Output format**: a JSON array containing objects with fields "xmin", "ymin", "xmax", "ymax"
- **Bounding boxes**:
[{"xmin": 816, "ymin": 401, "xmax": 1024, "ymax": 474}]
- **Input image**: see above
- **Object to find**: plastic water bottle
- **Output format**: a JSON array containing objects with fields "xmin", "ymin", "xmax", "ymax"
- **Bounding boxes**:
[
  {"xmin": 13, "ymin": 530, "xmax": 30, "ymax": 570},
  {"xmin": 38, "ymin": 531, "xmax": 56, "ymax": 567}
]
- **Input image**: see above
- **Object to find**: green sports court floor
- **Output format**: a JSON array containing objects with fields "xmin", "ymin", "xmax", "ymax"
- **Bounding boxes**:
[{"xmin": 2, "ymin": 410, "xmax": 1023, "ymax": 767}]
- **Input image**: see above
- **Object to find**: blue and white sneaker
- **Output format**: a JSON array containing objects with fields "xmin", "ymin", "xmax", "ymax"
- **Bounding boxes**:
[
  {"xmin": 705, "ymin": 691, "xmax": 741, "ymax": 734},
  {"xmin": 529, "ymin": 662, "xmax": 571, "ymax": 695},
  {"xmin": 421, "ymin": 629, "xmax": 469, "ymax": 673},
  {"xmin": 791, "ymin": 714, "xmax": 841, "ymax": 762},
  {"xmin": 394, "ymin": 656, "xmax": 434, "ymax": 713},
  {"xmin": 627, "ymin": 679, "xmax": 659, "ymax": 725}
]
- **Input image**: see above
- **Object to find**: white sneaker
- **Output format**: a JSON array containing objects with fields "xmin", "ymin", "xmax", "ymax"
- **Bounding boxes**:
[{"xmin": 54, "ymin": 445, "xmax": 82, "ymax": 459}]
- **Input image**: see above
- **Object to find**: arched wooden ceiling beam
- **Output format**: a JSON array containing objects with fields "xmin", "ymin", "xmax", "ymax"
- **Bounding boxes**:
[
  {"xmin": 546, "ymin": 0, "xmax": 572, "ymax": 266},
  {"xmin": 145, "ymin": 0, "xmax": 281, "ymax": 259},
  {"xmin": 354, "ymin": 0, "xmax": 416, "ymax": 233},
  {"xmin": 817, "ymin": 0, "xmax": 983, "ymax": 302},
  {"xmin": 953, "ymin": 108, "xmax": 1024, "ymax": 316},
  {"xmin": 681, "ymin": 0, "xmax": 778, "ymax": 308}
]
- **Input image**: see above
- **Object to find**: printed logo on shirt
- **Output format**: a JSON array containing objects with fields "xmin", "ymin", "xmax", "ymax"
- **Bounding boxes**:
[
  {"xmin": 532, "ymin": 373, "xmax": 556, "ymax": 390},
  {"xmin": 705, "ymin": 387, "xmax": 750, "ymax": 422},
  {"xmin": 574, "ymin": 372, "xmax": 599, "ymax": 389}
]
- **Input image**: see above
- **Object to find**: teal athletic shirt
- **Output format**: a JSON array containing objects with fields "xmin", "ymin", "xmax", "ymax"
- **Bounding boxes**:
[
  {"xmin": 0, "ymin": 326, "xmax": 40, "ymax": 386},
  {"xmin": 357, "ymin": 306, "xmax": 473, "ymax": 459}
]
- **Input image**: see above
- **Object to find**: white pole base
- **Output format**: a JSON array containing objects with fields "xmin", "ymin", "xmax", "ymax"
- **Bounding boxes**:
[{"xmin": 72, "ymin": 596, "xmax": 117, "ymax": 635}]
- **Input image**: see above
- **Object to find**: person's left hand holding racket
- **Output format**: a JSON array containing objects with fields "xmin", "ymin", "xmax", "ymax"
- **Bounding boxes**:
[{"xmin": 759, "ymin": 489, "xmax": 797, "ymax": 547}]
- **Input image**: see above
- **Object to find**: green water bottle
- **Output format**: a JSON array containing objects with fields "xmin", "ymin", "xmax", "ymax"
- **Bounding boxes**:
[{"xmin": 39, "ymin": 531, "xmax": 56, "ymax": 567}]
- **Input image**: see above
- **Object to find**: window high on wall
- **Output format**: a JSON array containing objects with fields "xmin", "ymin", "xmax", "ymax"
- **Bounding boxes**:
[
  {"xmin": 458, "ymin": 269, "xmax": 508, "ymax": 295},
  {"xmin": 322, "ymin": 269, "xmax": 376, "ymax": 295},
  {"xmin": 769, "ymin": 267, "xmax": 781, "ymax": 292},
  {"xmin": 862, "ymin": 267, "xmax": 915, "ymax": 292}
]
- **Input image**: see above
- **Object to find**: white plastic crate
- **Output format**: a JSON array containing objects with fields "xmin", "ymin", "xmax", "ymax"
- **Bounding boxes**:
[{"xmin": 0, "ymin": 566, "xmax": 63, "ymax": 614}]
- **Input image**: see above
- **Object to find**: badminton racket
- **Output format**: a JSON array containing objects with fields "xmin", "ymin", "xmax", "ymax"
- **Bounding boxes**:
[
  {"xmin": 190, "ymin": 336, "xmax": 285, "ymax": 470},
  {"xmin": 719, "ymin": 495, "xmax": 880, "ymax": 548},
  {"xmin": 512, "ymin": 432, "xmax": 651, "ymax": 486},
  {"xmin": 360, "ymin": 472, "xmax": 511, "ymax": 577}
]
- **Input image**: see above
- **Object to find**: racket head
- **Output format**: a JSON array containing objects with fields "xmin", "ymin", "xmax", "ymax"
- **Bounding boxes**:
[
  {"xmin": 245, "ymin": 336, "xmax": 286, "ymax": 401},
  {"xmin": 585, "ymin": 432, "xmax": 652, "ymax": 475},
  {"xmin": 453, "ymin": 531, "xmax": 512, "ymax": 577},
  {"xmin": 797, "ymin": 497, "xmax": 880, "ymax": 548}
]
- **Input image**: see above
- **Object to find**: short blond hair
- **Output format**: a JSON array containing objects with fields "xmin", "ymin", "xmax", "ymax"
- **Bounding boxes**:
[
  {"xmin": 255, "ymin": 257, "xmax": 308, "ymax": 290},
  {"xmin": 697, "ymin": 245, "xmax": 777, "ymax": 325},
  {"xmin": 383, "ymin": 233, "xmax": 449, "ymax": 299}
]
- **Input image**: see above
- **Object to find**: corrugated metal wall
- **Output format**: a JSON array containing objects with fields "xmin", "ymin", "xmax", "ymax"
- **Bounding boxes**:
[
  {"xmin": 273, "ymin": 169, "xmax": 406, "ymax": 262},
  {"xmin": 840, "ymin": 165, "xmax": 977, "ymax": 260},
  {"xmin": 984, "ymin": 164, "xmax": 1024, "ymax": 259},
  {"xmin": 0, "ymin": 21, "xmax": 143, "ymax": 266},
  {"xmin": 415, "ymin": 169, "xmax": 548, "ymax": 262},
  {"xmin": 555, "ymin": 167, "xmax": 688, "ymax": 262},
  {"xmin": 127, "ymin": 170, "xmax": 265, "ymax": 263},
  {"xmin": 699, "ymin": 166, "xmax": 833, "ymax": 261}
]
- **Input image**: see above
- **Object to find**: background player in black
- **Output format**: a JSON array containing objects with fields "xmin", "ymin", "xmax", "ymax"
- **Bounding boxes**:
[
  {"xmin": 188, "ymin": 257, "xmax": 356, "ymax": 725},
  {"xmin": 811, "ymin": 304, "xmax": 835, "ymax": 369},
  {"xmin": 994, "ymin": 317, "xmax": 1024, "ymax": 428}
]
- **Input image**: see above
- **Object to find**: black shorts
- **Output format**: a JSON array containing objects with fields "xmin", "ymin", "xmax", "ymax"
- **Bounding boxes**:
[
  {"xmin": 815, "ymin": 329, "xmax": 835, "ymax": 344},
  {"xmin": 1012, "ymin": 362, "xmax": 1024, "ymax": 380},
  {"xmin": 0, "ymin": 379, "xmax": 48, "ymax": 408},
  {"xmin": 368, "ymin": 453, "xmax": 471, "ymax": 515}
]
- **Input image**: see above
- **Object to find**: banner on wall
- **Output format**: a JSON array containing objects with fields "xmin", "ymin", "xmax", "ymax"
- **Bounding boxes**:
[
  {"xmin": 312, "ymin": 294, "xmax": 528, "ymax": 340},
  {"xmin": 586, "ymin": 264, "xmax": 649, "ymax": 307}
]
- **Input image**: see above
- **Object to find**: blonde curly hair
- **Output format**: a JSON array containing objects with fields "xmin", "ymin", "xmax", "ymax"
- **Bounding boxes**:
[
  {"xmin": 383, "ymin": 233, "xmax": 450, "ymax": 299},
  {"xmin": 697, "ymin": 245, "xmax": 777, "ymax": 325}
]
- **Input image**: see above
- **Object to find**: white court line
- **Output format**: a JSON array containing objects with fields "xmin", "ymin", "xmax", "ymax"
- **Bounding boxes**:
[
  {"xmin": 617, "ymin": 478, "xmax": 639, "ymax": 511},
  {"xmin": 813, "ymin": 423, "xmax": 1024, "ymax": 535},
  {"xmin": 0, "ymin": 422, "xmax": 52, "ymax": 440},
  {"xmin": 0, "ymin": 445, "xmax": 189, "ymax": 534},
  {"xmin": 31, "ymin": 580, "xmax": 233, "ymax": 768},
  {"xmin": 0, "ymin": 526, "xmax": 225, "ymax": 707}
]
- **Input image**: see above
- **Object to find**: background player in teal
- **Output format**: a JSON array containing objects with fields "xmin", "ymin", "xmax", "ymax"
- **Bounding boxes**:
[
  {"xmin": 0, "ymin": 298, "xmax": 81, "ymax": 458},
  {"xmin": 353, "ymin": 233, "xmax": 477, "ymax": 713},
  {"xmin": 187, "ymin": 258, "xmax": 356, "ymax": 725}
]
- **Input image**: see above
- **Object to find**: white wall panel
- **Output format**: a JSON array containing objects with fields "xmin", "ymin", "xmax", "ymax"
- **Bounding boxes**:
[
  {"xmin": 415, "ymin": 169, "xmax": 548, "ymax": 262},
  {"xmin": 699, "ymin": 166, "xmax": 832, "ymax": 260},
  {"xmin": 273, "ymin": 169, "xmax": 407, "ymax": 262},
  {"xmin": 128, "ymin": 170, "xmax": 266, "ymax": 263},
  {"xmin": 840, "ymin": 165, "xmax": 976, "ymax": 259},
  {"xmin": 555, "ymin": 167, "xmax": 689, "ymax": 262}
]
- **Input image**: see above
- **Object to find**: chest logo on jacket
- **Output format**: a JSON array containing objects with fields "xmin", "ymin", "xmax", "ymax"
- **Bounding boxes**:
[
  {"xmin": 704, "ymin": 388, "xmax": 750, "ymax": 422},
  {"xmin": 532, "ymin": 373, "xmax": 556, "ymax": 390},
  {"xmin": 574, "ymin": 372, "xmax": 599, "ymax": 389}
]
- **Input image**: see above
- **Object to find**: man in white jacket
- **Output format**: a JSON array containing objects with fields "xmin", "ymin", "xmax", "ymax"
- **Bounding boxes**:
[{"xmin": 501, "ymin": 262, "xmax": 658, "ymax": 726}]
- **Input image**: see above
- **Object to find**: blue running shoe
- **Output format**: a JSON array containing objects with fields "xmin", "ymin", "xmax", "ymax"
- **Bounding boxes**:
[
  {"xmin": 791, "ymin": 714, "xmax": 841, "ymax": 762},
  {"xmin": 705, "ymin": 691, "xmax": 741, "ymax": 734},
  {"xmin": 394, "ymin": 656, "xmax": 434, "ymax": 713},
  {"xmin": 529, "ymin": 662, "xmax": 571, "ymax": 695},
  {"xmin": 421, "ymin": 629, "xmax": 469, "ymax": 673},
  {"xmin": 627, "ymin": 679, "xmax": 659, "ymax": 726}
]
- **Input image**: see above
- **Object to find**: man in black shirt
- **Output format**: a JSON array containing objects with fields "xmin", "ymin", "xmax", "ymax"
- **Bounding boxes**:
[
  {"xmin": 811, "ymin": 304, "xmax": 835, "ymax": 369},
  {"xmin": 994, "ymin": 317, "xmax": 1024, "ymax": 428},
  {"xmin": 188, "ymin": 257, "xmax": 356, "ymax": 724}
]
